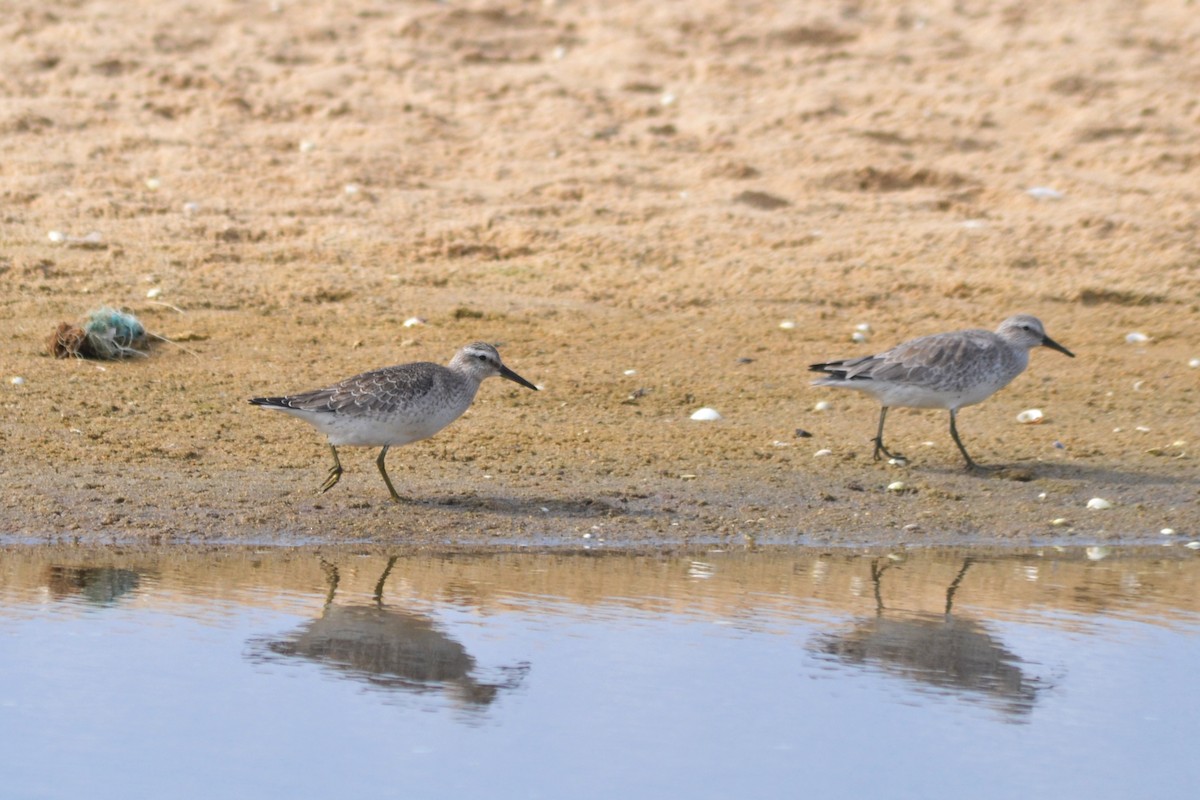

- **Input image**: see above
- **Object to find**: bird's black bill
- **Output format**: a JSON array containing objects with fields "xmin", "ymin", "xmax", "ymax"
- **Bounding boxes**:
[
  {"xmin": 500, "ymin": 365, "xmax": 539, "ymax": 391},
  {"xmin": 1041, "ymin": 335, "xmax": 1075, "ymax": 358}
]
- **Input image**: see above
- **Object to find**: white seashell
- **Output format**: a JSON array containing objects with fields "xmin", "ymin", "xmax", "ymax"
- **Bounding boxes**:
[
  {"xmin": 1050, "ymin": 518, "xmax": 1070, "ymax": 527},
  {"xmin": 1186, "ymin": 541, "xmax": 1200, "ymax": 550},
  {"xmin": 814, "ymin": 449, "xmax": 832, "ymax": 457},
  {"xmin": 851, "ymin": 331, "xmax": 868, "ymax": 343},
  {"xmin": 402, "ymin": 317, "xmax": 425, "ymax": 328},
  {"xmin": 182, "ymin": 202, "xmax": 200, "ymax": 215},
  {"xmin": 145, "ymin": 177, "xmax": 161, "ymax": 190},
  {"xmin": 1016, "ymin": 409, "xmax": 1044, "ymax": 424},
  {"xmin": 779, "ymin": 320, "xmax": 796, "ymax": 330},
  {"xmin": 299, "ymin": 140, "xmax": 316, "ymax": 153},
  {"xmin": 1086, "ymin": 547, "xmax": 1110, "ymax": 561},
  {"xmin": 855, "ymin": 323, "xmax": 871, "ymax": 332},
  {"xmin": 813, "ymin": 401, "xmax": 831, "ymax": 412},
  {"xmin": 1125, "ymin": 332, "xmax": 1149, "ymax": 344},
  {"xmin": 1026, "ymin": 186, "xmax": 1064, "ymax": 200},
  {"xmin": 886, "ymin": 481, "xmax": 907, "ymax": 492},
  {"xmin": 660, "ymin": 92, "xmax": 677, "ymax": 106},
  {"xmin": 961, "ymin": 219, "xmax": 987, "ymax": 229},
  {"xmin": 690, "ymin": 407, "xmax": 722, "ymax": 421},
  {"xmin": 623, "ymin": 369, "xmax": 637, "ymax": 376},
  {"xmin": 48, "ymin": 230, "xmax": 65, "ymax": 243},
  {"xmin": 1189, "ymin": 358, "xmax": 1199, "ymax": 369},
  {"xmin": 344, "ymin": 183, "xmax": 360, "ymax": 195},
  {"xmin": 10, "ymin": 376, "xmax": 25, "ymax": 386},
  {"xmin": 1086, "ymin": 498, "xmax": 1113, "ymax": 510},
  {"xmin": 1161, "ymin": 528, "xmax": 1176, "ymax": 536},
  {"xmin": 551, "ymin": 46, "xmax": 566, "ymax": 60},
  {"xmin": 146, "ymin": 287, "xmax": 162, "ymax": 299}
]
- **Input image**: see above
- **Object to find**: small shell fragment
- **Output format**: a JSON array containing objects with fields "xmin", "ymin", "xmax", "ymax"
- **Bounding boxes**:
[
  {"xmin": 48, "ymin": 230, "xmax": 66, "ymax": 243},
  {"xmin": 690, "ymin": 407, "xmax": 722, "ymax": 421},
  {"xmin": 813, "ymin": 401, "xmax": 831, "ymax": 412},
  {"xmin": 1125, "ymin": 332, "xmax": 1149, "ymax": 344},
  {"xmin": 1050, "ymin": 518, "xmax": 1070, "ymax": 527},
  {"xmin": 779, "ymin": 320, "xmax": 796, "ymax": 330},
  {"xmin": 402, "ymin": 317, "xmax": 425, "ymax": 328},
  {"xmin": 1185, "ymin": 541, "xmax": 1200, "ymax": 550},
  {"xmin": 1160, "ymin": 528, "xmax": 1176, "ymax": 536},
  {"xmin": 851, "ymin": 331, "xmax": 869, "ymax": 343},
  {"xmin": 1189, "ymin": 358, "xmax": 1200, "ymax": 369},
  {"xmin": 886, "ymin": 481, "xmax": 907, "ymax": 493},
  {"xmin": 1026, "ymin": 186, "xmax": 1064, "ymax": 200},
  {"xmin": 146, "ymin": 287, "xmax": 162, "ymax": 299},
  {"xmin": 10, "ymin": 376, "xmax": 25, "ymax": 386},
  {"xmin": 814, "ymin": 449, "xmax": 832, "ymax": 457},
  {"xmin": 1086, "ymin": 547, "xmax": 1110, "ymax": 561},
  {"xmin": 1016, "ymin": 409, "xmax": 1044, "ymax": 424},
  {"xmin": 1086, "ymin": 498, "xmax": 1114, "ymax": 510}
]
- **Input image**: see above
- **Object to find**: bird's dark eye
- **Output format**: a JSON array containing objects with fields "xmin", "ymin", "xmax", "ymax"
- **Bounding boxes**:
[{"xmin": 475, "ymin": 354, "xmax": 488, "ymax": 361}]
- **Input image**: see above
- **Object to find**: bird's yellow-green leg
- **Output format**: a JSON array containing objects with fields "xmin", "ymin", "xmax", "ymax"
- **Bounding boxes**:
[
  {"xmin": 949, "ymin": 409, "xmax": 997, "ymax": 472},
  {"xmin": 375, "ymin": 445, "xmax": 404, "ymax": 503},
  {"xmin": 319, "ymin": 444, "xmax": 344, "ymax": 494},
  {"xmin": 872, "ymin": 406, "xmax": 906, "ymax": 462}
]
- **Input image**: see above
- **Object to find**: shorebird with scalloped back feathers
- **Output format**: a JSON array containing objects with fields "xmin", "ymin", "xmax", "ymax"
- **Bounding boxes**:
[
  {"xmin": 250, "ymin": 342, "xmax": 538, "ymax": 502},
  {"xmin": 809, "ymin": 315, "xmax": 1074, "ymax": 470}
]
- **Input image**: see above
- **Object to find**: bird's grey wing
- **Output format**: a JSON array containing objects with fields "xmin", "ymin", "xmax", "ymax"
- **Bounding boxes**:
[
  {"xmin": 286, "ymin": 364, "xmax": 439, "ymax": 413},
  {"xmin": 869, "ymin": 329, "xmax": 998, "ymax": 385}
]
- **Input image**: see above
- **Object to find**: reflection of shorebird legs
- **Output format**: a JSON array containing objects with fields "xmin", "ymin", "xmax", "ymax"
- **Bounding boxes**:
[
  {"xmin": 870, "ymin": 556, "xmax": 974, "ymax": 617},
  {"xmin": 373, "ymin": 556, "xmax": 398, "ymax": 605},
  {"xmin": 318, "ymin": 556, "xmax": 399, "ymax": 607},
  {"xmin": 942, "ymin": 558, "xmax": 974, "ymax": 616}
]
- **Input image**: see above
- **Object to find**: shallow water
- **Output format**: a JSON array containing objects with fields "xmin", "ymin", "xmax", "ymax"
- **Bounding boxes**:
[{"xmin": 1, "ymin": 546, "xmax": 1198, "ymax": 799}]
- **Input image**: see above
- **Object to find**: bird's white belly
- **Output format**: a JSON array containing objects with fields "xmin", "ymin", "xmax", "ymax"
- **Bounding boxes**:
[
  {"xmin": 853, "ymin": 377, "xmax": 1013, "ymax": 410},
  {"xmin": 275, "ymin": 402, "xmax": 468, "ymax": 447}
]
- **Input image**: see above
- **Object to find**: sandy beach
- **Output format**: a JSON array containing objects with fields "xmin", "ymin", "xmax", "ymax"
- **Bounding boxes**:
[{"xmin": 2, "ymin": 0, "xmax": 1197, "ymax": 546}]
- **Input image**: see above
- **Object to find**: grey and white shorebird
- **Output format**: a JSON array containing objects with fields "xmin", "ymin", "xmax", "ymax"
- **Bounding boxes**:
[
  {"xmin": 809, "ymin": 315, "xmax": 1074, "ymax": 470},
  {"xmin": 249, "ymin": 342, "xmax": 538, "ymax": 502}
]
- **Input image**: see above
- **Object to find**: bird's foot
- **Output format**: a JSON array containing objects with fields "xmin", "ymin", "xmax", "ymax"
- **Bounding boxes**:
[
  {"xmin": 319, "ymin": 465, "xmax": 343, "ymax": 494},
  {"xmin": 873, "ymin": 439, "xmax": 907, "ymax": 464}
]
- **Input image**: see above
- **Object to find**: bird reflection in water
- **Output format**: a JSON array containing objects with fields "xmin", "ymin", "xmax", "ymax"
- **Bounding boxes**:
[
  {"xmin": 44, "ymin": 566, "xmax": 142, "ymax": 605},
  {"xmin": 811, "ymin": 558, "xmax": 1046, "ymax": 720},
  {"xmin": 250, "ymin": 557, "xmax": 528, "ymax": 709}
]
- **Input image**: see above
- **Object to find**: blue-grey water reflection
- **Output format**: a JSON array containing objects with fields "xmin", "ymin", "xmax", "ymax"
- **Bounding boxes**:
[
  {"xmin": 810, "ymin": 558, "xmax": 1044, "ymax": 720},
  {"xmin": 1, "ymin": 546, "xmax": 1198, "ymax": 800},
  {"xmin": 247, "ymin": 558, "xmax": 529, "ymax": 709}
]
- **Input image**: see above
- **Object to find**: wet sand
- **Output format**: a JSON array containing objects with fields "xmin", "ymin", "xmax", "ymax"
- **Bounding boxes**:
[{"xmin": 2, "ymin": 1, "xmax": 1198, "ymax": 546}]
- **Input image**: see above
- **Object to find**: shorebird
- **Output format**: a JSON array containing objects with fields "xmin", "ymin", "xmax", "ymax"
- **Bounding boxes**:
[
  {"xmin": 249, "ymin": 342, "xmax": 538, "ymax": 501},
  {"xmin": 809, "ymin": 315, "xmax": 1074, "ymax": 470}
]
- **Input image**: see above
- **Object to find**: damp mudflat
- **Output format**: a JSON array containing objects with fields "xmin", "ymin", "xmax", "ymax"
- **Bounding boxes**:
[{"xmin": 2, "ymin": 546, "xmax": 1197, "ymax": 800}]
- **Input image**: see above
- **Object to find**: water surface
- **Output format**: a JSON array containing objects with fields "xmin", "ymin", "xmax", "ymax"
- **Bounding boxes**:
[{"xmin": 1, "ymin": 546, "xmax": 1197, "ymax": 799}]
